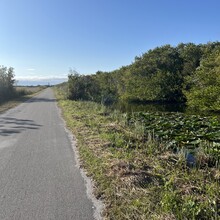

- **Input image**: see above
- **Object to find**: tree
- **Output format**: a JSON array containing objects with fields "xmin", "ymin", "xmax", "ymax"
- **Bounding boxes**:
[
  {"xmin": 0, "ymin": 66, "xmax": 15, "ymax": 102},
  {"xmin": 68, "ymin": 72, "xmax": 100, "ymax": 101},
  {"xmin": 118, "ymin": 45, "xmax": 184, "ymax": 102},
  {"xmin": 185, "ymin": 47, "xmax": 220, "ymax": 111}
]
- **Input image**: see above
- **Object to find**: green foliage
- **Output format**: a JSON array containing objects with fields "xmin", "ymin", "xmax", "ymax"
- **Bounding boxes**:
[
  {"xmin": 67, "ymin": 42, "xmax": 220, "ymax": 112},
  {"xmin": 161, "ymin": 177, "xmax": 181, "ymax": 215},
  {"xmin": 0, "ymin": 66, "xmax": 16, "ymax": 102},
  {"xmin": 68, "ymin": 70, "xmax": 118, "ymax": 104},
  {"xmin": 117, "ymin": 45, "xmax": 185, "ymax": 102},
  {"xmin": 95, "ymin": 70, "xmax": 118, "ymax": 104},
  {"xmin": 128, "ymin": 111, "xmax": 220, "ymax": 165},
  {"xmin": 185, "ymin": 46, "xmax": 220, "ymax": 111},
  {"xmin": 68, "ymin": 72, "xmax": 100, "ymax": 101},
  {"xmin": 55, "ymin": 88, "xmax": 220, "ymax": 220}
]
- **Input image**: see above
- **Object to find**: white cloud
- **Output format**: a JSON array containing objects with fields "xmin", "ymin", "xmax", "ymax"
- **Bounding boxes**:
[
  {"xmin": 27, "ymin": 68, "xmax": 35, "ymax": 71},
  {"xmin": 15, "ymin": 75, "xmax": 68, "ymax": 81}
]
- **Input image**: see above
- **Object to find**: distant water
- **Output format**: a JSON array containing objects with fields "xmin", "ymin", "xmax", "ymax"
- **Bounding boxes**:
[{"xmin": 16, "ymin": 78, "xmax": 67, "ymax": 86}]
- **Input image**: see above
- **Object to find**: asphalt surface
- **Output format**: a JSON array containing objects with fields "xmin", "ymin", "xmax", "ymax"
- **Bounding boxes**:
[{"xmin": 0, "ymin": 88, "xmax": 95, "ymax": 220}]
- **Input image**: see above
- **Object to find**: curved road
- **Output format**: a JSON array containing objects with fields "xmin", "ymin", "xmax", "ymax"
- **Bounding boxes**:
[{"xmin": 0, "ymin": 89, "xmax": 95, "ymax": 220}]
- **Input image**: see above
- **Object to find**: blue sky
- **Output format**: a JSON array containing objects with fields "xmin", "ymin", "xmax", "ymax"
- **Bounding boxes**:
[{"xmin": 0, "ymin": 0, "xmax": 220, "ymax": 82}]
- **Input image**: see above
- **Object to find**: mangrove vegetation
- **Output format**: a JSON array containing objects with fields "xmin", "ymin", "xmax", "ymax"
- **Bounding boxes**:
[
  {"xmin": 56, "ymin": 41, "xmax": 220, "ymax": 220},
  {"xmin": 67, "ymin": 42, "xmax": 220, "ymax": 112}
]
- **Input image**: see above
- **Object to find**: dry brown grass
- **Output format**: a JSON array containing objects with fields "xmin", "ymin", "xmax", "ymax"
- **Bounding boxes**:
[
  {"xmin": 0, "ymin": 86, "xmax": 45, "ymax": 114},
  {"xmin": 15, "ymin": 86, "xmax": 44, "ymax": 93}
]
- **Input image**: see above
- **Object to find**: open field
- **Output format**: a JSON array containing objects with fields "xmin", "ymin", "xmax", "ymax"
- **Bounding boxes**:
[
  {"xmin": 0, "ymin": 86, "xmax": 45, "ymax": 114},
  {"xmin": 15, "ymin": 86, "xmax": 46, "ymax": 94},
  {"xmin": 55, "ymin": 87, "xmax": 220, "ymax": 220}
]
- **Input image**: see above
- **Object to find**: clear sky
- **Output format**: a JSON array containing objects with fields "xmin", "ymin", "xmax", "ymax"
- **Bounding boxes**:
[{"xmin": 0, "ymin": 0, "xmax": 220, "ymax": 81}]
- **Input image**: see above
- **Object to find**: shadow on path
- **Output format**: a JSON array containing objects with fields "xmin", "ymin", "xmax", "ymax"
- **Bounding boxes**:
[
  {"xmin": 27, "ymin": 97, "xmax": 56, "ymax": 103},
  {"xmin": 0, "ymin": 117, "xmax": 42, "ymax": 137}
]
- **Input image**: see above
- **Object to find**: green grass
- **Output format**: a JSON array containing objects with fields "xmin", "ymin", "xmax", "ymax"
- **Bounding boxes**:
[{"xmin": 55, "ymin": 87, "xmax": 220, "ymax": 220}]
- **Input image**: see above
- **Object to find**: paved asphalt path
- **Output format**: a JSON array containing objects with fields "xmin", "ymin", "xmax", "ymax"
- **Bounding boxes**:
[{"xmin": 0, "ymin": 88, "xmax": 95, "ymax": 220}]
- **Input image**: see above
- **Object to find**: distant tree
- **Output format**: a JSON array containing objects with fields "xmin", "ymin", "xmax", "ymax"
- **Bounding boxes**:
[
  {"xmin": 0, "ymin": 66, "xmax": 15, "ymax": 102},
  {"xmin": 68, "ymin": 71, "xmax": 100, "ymax": 101}
]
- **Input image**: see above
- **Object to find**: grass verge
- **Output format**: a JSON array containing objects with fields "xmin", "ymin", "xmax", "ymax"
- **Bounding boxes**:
[
  {"xmin": 55, "ymin": 88, "xmax": 220, "ymax": 220},
  {"xmin": 0, "ymin": 86, "xmax": 44, "ymax": 114}
]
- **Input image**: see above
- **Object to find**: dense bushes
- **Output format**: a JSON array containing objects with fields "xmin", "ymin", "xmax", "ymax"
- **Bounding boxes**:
[
  {"xmin": 68, "ymin": 73, "xmax": 99, "ymax": 101},
  {"xmin": 67, "ymin": 42, "xmax": 220, "ymax": 111},
  {"xmin": 68, "ymin": 70, "xmax": 118, "ymax": 105},
  {"xmin": 185, "ymin": 47, "xmax": 220, "ymax": 111},
  {"xmin": 0, "ymin": 66, "xmax": 16, "ymax": 102}
]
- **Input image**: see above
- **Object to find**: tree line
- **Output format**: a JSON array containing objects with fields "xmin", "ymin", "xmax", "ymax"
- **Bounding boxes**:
[
  {"xmin": 0, "ymin": 66, "xmax": 16, "ymax": 103},
  {"xmin": 68, "ymin": 41, "xmax": 220, "ymax": 111}
]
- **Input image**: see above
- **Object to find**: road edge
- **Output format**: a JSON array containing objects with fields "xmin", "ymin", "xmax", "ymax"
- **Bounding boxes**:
[{"xmin": 55, "ymin": 101, "xmax": 104, "ymax": 220}]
